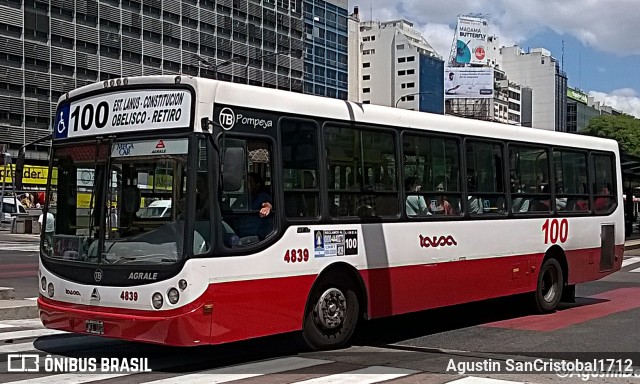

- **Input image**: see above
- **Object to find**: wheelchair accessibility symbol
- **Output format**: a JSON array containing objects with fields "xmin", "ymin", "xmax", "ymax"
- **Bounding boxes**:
[
  {"xmin": 54, "ymin": 104, "xmax": 70, "ymax": 139},
  {"xmin": 57, "ymin": 111, "xmax": 66, "ymax": 133}
]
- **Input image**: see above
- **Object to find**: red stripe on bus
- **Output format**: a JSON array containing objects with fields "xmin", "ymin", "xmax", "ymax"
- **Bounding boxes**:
[
  {"xmin": 483, "ymin": 287, "xmax": 640, "ymax": 331},
  {"xmin": 39, "ymin": 245, "xmax": 623, "ymax": 346}
]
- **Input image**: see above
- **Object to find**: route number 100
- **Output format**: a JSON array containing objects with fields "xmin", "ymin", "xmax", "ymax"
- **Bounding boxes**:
[{"xmin": 542, "ymin": 219, "xmax": 569, "ymax": 244}]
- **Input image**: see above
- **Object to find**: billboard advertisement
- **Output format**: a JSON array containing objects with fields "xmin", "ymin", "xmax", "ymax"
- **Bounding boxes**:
[
  {"xmin": 454, "ymin": 17, "xmax": 489, "ymax": 65},
  {"xmin": 444, "ymin": 67, "xmax": 494, "ymax": 99}
]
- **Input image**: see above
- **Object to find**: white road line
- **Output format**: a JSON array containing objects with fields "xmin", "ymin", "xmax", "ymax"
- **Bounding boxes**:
[
  {"xmin": 622, "ymin": 257, "xmax": 640, "ymax": 268},
  {"xmin": 292, "ymin": 366, "xmax": 419, "ymax": 384},
  {"xmin": 0, "ymin": 328, "xmax": 65, "ymax": 342},
  {"xmin": 446, "ymin": 378, "xmax": 526, "ymax": 384},
  {"xmin": 144, "ymin": 356, "xmax": 333, "ymax": 384},
  {"xmin": 24, "ymin": 297, "xmax": 38, "ymax": 300},
  {"xmin": 3, "ymin": 373, "xmax": 129, "ymax": 384},
  {"xmin": 0, "ymin": 323, "xmax": 16, "ymax": 329},
  {"xmin": 0, "ymin": 319, "xmax": 45, "ymax": 328},
  {"xmin": 629, "ymin": 267, "xmax": 640, "ymax": 273}
]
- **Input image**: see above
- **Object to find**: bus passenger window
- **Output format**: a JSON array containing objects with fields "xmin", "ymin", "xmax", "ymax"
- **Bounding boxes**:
[
  {"xmin": 280, "ymin": 119, "xmax": 320, "ymax": 219},
  {"xmin": 509, "ymin": 145, "xmax": 550, "ymax": 214},
  {"xmin": 592, "ymin": 154, "xmax": 616, "ymax": 214},
  {"xmin": 325, "ymin": 126, "xmax": 398, "ymax": 218},
  {"xmin": 466, "ymin": 141, "xmax": 505, "ymax": 215},
  {"xmin": 403, "ymin": 134, "xmax": 461, "ymax": 217},
  {"xmin": 553, "ymin": 150, "xmax": 589, "ymax": 213}
]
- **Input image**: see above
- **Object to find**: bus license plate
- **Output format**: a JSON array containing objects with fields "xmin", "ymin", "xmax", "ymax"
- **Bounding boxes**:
[{"xmin": 85, "ymin": 320, "xmax": 104, "ymax": 335}]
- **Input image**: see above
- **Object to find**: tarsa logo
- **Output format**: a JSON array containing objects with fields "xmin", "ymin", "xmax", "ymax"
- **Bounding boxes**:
[
  {"xmin": 65, "ymin": 289, "xmax": 81, "ymax": 296},
  {"xmin": 419, "ymin": 235, "xmax": 457, "ymax": 248}
]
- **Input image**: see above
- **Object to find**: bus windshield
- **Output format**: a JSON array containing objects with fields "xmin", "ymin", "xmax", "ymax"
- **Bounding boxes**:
[{"xmin": 45, "ymin": 139, "xmax": 191, "ymax": 265}]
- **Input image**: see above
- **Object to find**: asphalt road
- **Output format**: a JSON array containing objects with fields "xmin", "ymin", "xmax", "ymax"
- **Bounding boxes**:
[
  {"xmin": 1, "ymin": 238, "xmax": 640, "ymax": 383},
  {"xmin": 0, "ymin": 233, "xmax": 39, "ymax": 299}
]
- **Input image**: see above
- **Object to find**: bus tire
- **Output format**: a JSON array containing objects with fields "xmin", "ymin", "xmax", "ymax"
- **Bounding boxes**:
[
  {"xmin": 532, "ymin": 258, "xmax": 564, "ymax": 313},
  {"xmin": 302, "ymin": 280, "xmax": 359, "ymax": 351}
]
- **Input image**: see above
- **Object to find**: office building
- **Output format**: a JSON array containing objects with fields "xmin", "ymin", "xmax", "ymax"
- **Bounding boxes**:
[
  {"xmin": 302, "ymin": 0, "xmax": 348, "ymax": 99},
  {"xmin": 0, "ymin": 0, "xmax": 306, "ymax": 161},
  {"xmin": 350, "ymin": 19, "xmax": 444, "ymax": 114},
  {"xmin": 499, "ymin": 46, "xmax": 568, "ymax": 131}
]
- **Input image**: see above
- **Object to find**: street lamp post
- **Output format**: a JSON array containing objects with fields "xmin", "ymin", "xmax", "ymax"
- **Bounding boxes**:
[
  {"xmin": 244, "ymin": 49, "xmax": 293, "ymax": 85},
  {"xmin": 395, "ymin": 91, "xmax": 437, "ymax": 108},
  {"xmin": 194, "ymin": 54, "xmax": 242, "ymax": 80}
]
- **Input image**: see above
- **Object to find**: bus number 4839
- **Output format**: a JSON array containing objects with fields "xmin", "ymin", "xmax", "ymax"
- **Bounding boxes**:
[{"xmin": 542, "ymin": 218, "xmax": 569, "ymax": 244}]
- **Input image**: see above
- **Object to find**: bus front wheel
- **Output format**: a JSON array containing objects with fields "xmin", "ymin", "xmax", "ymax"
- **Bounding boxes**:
[
  {"xmin": 302, "ymin": 282, "xmax": 359, "ymax": 350},
  {"xmin": 532, "ymin": 258, "xmax": 564, "ymax": 313}
]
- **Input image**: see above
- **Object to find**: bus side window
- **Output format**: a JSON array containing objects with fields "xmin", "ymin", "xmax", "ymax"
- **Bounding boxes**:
[{"xmin": 280, "ymin": 119, "xmax": 320, "ymax": 219}]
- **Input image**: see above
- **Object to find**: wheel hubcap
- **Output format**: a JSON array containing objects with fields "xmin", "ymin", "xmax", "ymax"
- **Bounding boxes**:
[
  {"xmin": 316, "ymin": 288, "xmax": 347, "ymax": 329},
  {"xmin": 542, "ymin": 265, "xmax": 558, "ymax": 302}
]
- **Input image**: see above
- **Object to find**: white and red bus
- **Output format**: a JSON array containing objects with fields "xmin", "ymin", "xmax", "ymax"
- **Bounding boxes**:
[{"xmin": 36, "ymin": 76, "xmax": 623, "ymax": 349}]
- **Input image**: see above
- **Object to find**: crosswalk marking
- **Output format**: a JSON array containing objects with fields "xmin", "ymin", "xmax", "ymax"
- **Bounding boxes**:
[
  {"xmin": 0, "ymin": 241, "xmax": 40, "ymax": 252},
  {"xmin": 144, "ymin": 357, "xmax": 333, "ymax": 384},
  {"xmin": 0, "ymin": 328, "xmax": 65, "ymax": 342},
  {"xmin": 630, "ymin": 266, "xmax": 640, "ymax": 273},
  {"xmin": 446, "ymin": 378, "xmax": 525, "ymax": 384},
  {"xmin": 4, "ymin": 373, "xmax": 130, "ymax": 384},
  {"xmin": 622, "ymin": 256, "xmax": 640, "ymax": 268},
  {"xmin": 292, "ymin": 366, "xmax": 419, "ymax": 384}
]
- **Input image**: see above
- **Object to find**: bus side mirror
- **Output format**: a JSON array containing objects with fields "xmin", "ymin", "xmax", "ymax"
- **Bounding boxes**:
[
  {"xmin": 15, "ymin": 150, "xmax": 25, "ymax": 190},
  {"xmin": 222, "ymin": 147, "xmax": 244, "ymax": 192}
]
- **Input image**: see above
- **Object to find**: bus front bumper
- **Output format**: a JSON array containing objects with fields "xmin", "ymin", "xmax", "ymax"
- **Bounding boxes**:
[{"xmin": 38, "ymin": 296, "xmax": 211, "ymax": 346}]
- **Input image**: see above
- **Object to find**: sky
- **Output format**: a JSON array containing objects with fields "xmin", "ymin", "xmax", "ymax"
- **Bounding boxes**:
[{"xmin": 350, "ymin": 0, "xmax": 640, "ymax": 118}]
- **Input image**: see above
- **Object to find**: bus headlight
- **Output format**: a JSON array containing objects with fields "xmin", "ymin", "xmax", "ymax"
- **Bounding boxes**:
[
  {"xmin": 47, "ymin": 283, "xmax": 54, "ymax": 298},
  {"xmin": 167, "ymin": 288, "xmax": 179, "ymax": 304},
  {"xmin": 152, "ymin": 292, "xmax": 163, "ymax": 309},
  {"xmin": 41, "ymin": 276, "xmax": 47, "ymax": 292},
  {"xmin": 178, "ymin": 279, "xmax": 187, "ymax": 291}
]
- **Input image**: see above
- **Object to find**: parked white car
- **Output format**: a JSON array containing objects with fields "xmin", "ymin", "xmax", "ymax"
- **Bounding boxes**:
[{"xmin": 1, "ymin": 197, "xmax": 27, "ymax": 223}]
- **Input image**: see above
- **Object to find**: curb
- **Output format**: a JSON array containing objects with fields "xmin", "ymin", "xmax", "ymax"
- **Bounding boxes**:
[
  {"xmin": 0, "ymin": 300, "xmax": 38, "ymax": 320},
  {"xmin": 0, "ymin": 287, "xmax": 16, "ymax": 300},
  {"xmin": 625, "ymin": 243, "xmax": 640, "ymax": 251}
]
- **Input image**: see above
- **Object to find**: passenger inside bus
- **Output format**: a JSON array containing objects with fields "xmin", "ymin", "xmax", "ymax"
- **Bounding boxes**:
[
  {"xmin": 231, "ymin": 172, "xmax": 273, "ymax": 240},
  {"xmin": 405, "ymin": 176, "xmax": 429, "ymax": 216},
  {"xmin": 430, "ymin": 182, "xmax": 454, "ymax": 215}
]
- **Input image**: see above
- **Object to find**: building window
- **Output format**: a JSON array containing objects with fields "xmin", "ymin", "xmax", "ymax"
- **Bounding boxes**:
[
  {"xmin": 398, "ymin": 57, "xmax": 406, "ymax": 63},
  {"xmin": 363, "ymin": 62, "xmax": 370, "ymax": 68},
  {"xmin": 407, "ymin": 69, "xmax": 415, "ymax": 75},
  {"xmin": 407, "ymin": 56, "xmax": 415, "ymax": 62},
  {"xmin": 362, "ymin": 36, "xmax": 370, "ymax": 42},
  {"xmin": 396, "ymin": 44, "xmax": 404, "ymax": 50},
  {"xmin": 363, "ymin": 75, "xmax": 370, "ymax": 81},
  {"xmin": 371, "ymin": 36, "xmax": 375, "ymax": 41},
  {"xmin": 405, "ymin": 95, "xmax": 414, "ymax": 101},
  {"xmin": 398, "ymin": 70, "xmax": 405, "ymax": 76},
  {"xmin": 363, "ymin": 88, "xmax": 370, "ymax": 93},
  {"xmin": 363, "ymin": 100, "xmax": 370, "ymax": 104},
  {"xmin": 407, "ymin": 82, "xmax": 415, "ymax": 88}
]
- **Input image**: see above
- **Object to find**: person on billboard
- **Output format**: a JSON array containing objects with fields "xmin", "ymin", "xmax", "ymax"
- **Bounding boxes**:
[{"xmin": 445, "ymin": 72, "xmax": 461, "ymax": 95}]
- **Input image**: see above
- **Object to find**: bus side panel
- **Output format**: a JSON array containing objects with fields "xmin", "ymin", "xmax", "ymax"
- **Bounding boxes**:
[
  {"xmin": 565, "ymin": 245, "xmax": 624, "ymax": 285},
  {"xmin": 360, "ymin": 254, "xmax": 542, "ymax": 319},
  {"xmin": 209, "ymin": 275, "xmax": 317, "ymax": 345}
]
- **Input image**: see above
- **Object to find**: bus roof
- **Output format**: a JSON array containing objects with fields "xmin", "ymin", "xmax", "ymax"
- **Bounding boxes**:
[{"xmin": 58, "ymin": 75, "xmax": 619, "ymax": 153}]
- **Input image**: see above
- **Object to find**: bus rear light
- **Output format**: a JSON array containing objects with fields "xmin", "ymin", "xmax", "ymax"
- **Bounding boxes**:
[
  {"xmin": 174, "ymin": 76, "xmax": 181, "ymax": 84},
  {"xmin": 41, "ymin": 276, "xmax": 47, "ymax": 292},
  {"xmin": 152, "ymin": 292, "xmax": 163, "ymax": 309},
  {"xmin": 47, "ymin": 283, "xmax": 54, "ymax": 298},
  {"xmin": 178, "ymin": 279, "xmax": 187, "ymax": 291},
  {"xmin": 109, "ymin": 79, "xmax": 115, "ymax": 87},
  {"xmin": 123, "ymin": 77, "xmax": 128, "ymax": 85},
  {"xmin": 167, "ymin": 288, "xmax": 179, "ymax": 304}
]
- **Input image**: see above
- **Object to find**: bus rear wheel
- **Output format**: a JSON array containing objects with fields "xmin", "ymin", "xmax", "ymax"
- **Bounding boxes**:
[
  {"xmin": 302, "ymin": 282, "xmax": 359, "ymax": 350},
  {"xmin": 532, "ymin": 258, "xmax": 564, "ymax": 313}
]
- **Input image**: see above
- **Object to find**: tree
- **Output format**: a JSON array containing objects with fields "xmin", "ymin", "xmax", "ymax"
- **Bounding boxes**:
[{"xmin": 582, "ymin": 114, "xmax": 640, "ymax": 156}]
